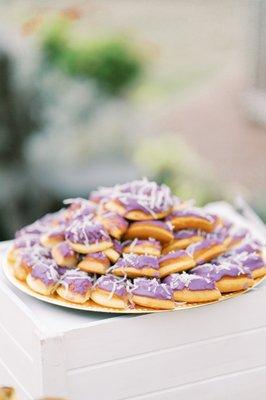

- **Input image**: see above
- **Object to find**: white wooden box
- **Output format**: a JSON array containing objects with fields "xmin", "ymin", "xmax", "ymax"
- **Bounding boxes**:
[{"xmin": 0, "ymin": 203, "xmax": 266, "ymax": 400}]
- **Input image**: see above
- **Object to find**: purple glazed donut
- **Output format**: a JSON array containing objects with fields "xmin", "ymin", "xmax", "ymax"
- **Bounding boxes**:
[
  {"xmin": 112, "ymin": 253, "xmax": 160, "ymax": 278},
  {"xmin": 26, "ymin": 259, "xmax": 59, "ymax": 295},
  {"xmin": 57, "ymin": 269, "xmax": 93, "ymax": 303},
  {"xmin": 91, "ymin": 275, "xmax": 128, "ymax": 309},
  {"xmin": 129, "ymin": 278, "xmax": 175, "ymax": 310},
  {"xmin": 191, "ymin": 260, "xmax": 253, "ymax": 293},
  {"xmin": 66, "ymin": 217, "xmax": 112, "ymax": 254},
  {"xmin": 91, "ymin": 179, "xmax": 174, "ymax": 220},
  {"xmin": 163, "ymin": 271, "xmax": 221, "ymax": 302}
]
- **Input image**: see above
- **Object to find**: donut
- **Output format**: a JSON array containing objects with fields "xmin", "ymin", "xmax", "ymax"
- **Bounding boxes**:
[
  {"xmin": 159, "ymin": 250, "xmax": 195, "ymax": 278},
  {"xmin": 51, "ymin": 241, "xmax": 79, "ymax": 268},
  {"xmin": 191, "ymin": 261, "xmax": 253, "ymax": 293},
  {"xmin": 122, "ymin": 238, "xmax": 162, "ymax": 257},
  {"xmin": 172, "ymin": 195, "xmax": 183, "ymax": 210},
  {"xmin": 187, "ymin": 237, "xmax": 226, "ymax": 264},
  {"xmin": 235, "ymin": 252, "xmax": 266, "ymax": 279},
  {"xmin": 130, "ymin": 278, "xmax": 175, "ymax": 310},
  {"xmin": 0, "ymin": 387, "xmax": 16, "ymax": 400},
  {"xmin": 46, "ymin": 209, "xmax": 69, "ymax": 227},
  {"xmin": 64, "ymin": 197, "xmax": 97, "ymax": 220},
  {"xmin": 26, "ymin": 259, "xmax": 59, "ymax": 295},
  {"xmin": 12, "ymin": 245, "xmax": 51, "ymax": 281},
  {"xmin": 15, "ymin": 218, "xmax": 49, "ymax": 238},
  {"xmin": 231, "ymin": 238, "xmax": 263, "ymax": 256},
  {"xmin": 78, "ymin": 252, "xmax": 110, "ymax": 274},
  {"xmin": 90, "ymin": 186, "xmax": 114, "ymax": 204},
  {"xmin": 95, "ymin": 211, "xmax": 128, "ymax": 240},
  {"xmin": 166, "ymin": 208, "xmax": 215, "ymax": 232},
  {"xmin": 224, "ymin": 227, "xmax": 248, "ymax": 249},
  {"xmin": 163, "ymin": 272, "xmax": 221, "ymax": 303},
  {"xmin": 7, "ymin": 235, "xmax": 40, "ymax": 263},
  {"xmin": 210, "ymin": 213, "xmax": 224, "ymax": 229},
  {"xmin": 124, "ymin": 220, "xmax": 174, "ymax": 244},
  {"xmin": 211, "ymin": 217, "xmax": 232, "ymax": 238},
  {"xmin": 91, "ymin": 179, "xmax": 174, "ymax": 220},
  {"xmin": 104, "ymin": 198, "xmax": 172, "ymax": 220},
  {"xmin": 40, "ymin": 227, "xmax": 65, "ymax": 248},
  {"xmin": 65, "ymin": 218, "xmax": 112, "ymax": 254},
  {"xmin": 57, "ymin": 269, "xmax": 93, "ymax": 304},
  {"xmin": 103, "ymin": 239, "xmax": 122, "ymax": 263},
  {"xmin": 112, "ymin": 253, "xmax": 160, "ymax": 278},
  {"xmin": 91, "ymin": 275, "xmax": 128, "ymax": 309},
  {"xmin": 162, "ymin": 229, "xmax": 203, "ymax": 254}
]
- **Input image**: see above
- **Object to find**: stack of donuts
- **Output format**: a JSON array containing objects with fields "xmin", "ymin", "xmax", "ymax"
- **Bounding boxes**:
[{"xmin": 7, "ymin": 178, "xmax": 266, "ymax": 311}]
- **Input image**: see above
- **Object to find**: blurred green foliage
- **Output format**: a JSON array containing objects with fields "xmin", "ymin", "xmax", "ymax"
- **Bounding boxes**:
[
  {"xmin": 134, "ymin": 135, "xmax": 226, "ymax": 206},
  {"xmin": 40, "ymin": 18, "xmax": 144, "ymax": 95}
]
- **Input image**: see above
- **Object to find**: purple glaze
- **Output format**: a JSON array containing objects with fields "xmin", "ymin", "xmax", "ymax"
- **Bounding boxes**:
[
  {"xmin": 45, "ymin": 227, "xmax": 65, "ymax": 240},
  {"xmin": 187, "ymin": 237, "xmax": 223, "ymax": 256},
  {"xmin": 56, "ymin": 241, "xmax": 75, "ymax": 257},
  {"xmin": 99, "ymin": 211, "xmax": 129, "ymax": 230},
  {"xmin": 113, "ymin": 240, "xmax": 123, "ymax": 254},
  {"xmin": 86, "ymin": 252, "xmax": 108, "ymax": 261},
  {"xmin": 191, "ymin": 261, "xmax": 251, "ymax": 281},
  {"xmin": 173, "ymin": 229, "xmax": 202, "ymax": 240},
  {"xmin": 96, "ymin": 275, "xmax": 127, "ymax": 296},
  {"xmin": 19, "ymin": 245, "xmax": 52, "ymax": 268},
  {"xmin": 31, "ymin": 260, "xmax": 59, "ymax": 285},
  {"xmin": 234, "ymin": 253, "xmax": 265, "ymax": 271},
  {"xmin": 159, "ymin": 250, "xmax": 190, "ymax": 264},
  {"xmin": 166, "ymin": 208, "xmax": 214, "ymax": 223},
  {"xmin": 122, "ymin": 238, "xmax": 161, "ymax": 250},
  {"xmin": 13, "ymin": 235, "xmax": 40, "ymax": 249},
  {"xmin": 228, "ymin": 227, "xmax": 248, "ymax": 242},
  {"xmin": 232, "ymin": 239, "xmax": 262, "ymax": 255},
  {"xmin": 64, "ymin": 198, "xmax": 97, "ymax": 214},
  {"xmin": 130, "ymin": 278, "xmax": 173, "ymax": 300},
  {"xmin": 114, "ymin": 254, "xmax": 159, "ymax": 270},
  {"xmin": 15, "ymin": 220, "xmax": 48, "ymax": 238},
  {"xmin": 164, "ymin": 272, "xmax": 215, "ymax": 291},
  {"xmin": 66, "ymin": 218, "xmax": 111, "ymax": 245},
  {"xmin": 91, "ymin": 179, "xmax": 173, "ymax": 215},
  {"xmin": 15, "ymin": 210, "xmax": 67, "ymax": 238},
  {"xmin": 60, "ymin": 270, "xmax": 93, "ymax": 294}
]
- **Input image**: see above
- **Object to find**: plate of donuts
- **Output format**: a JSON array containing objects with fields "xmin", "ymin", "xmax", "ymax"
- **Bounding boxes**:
[{"xmin": 3, "ymin": 178, "xmax": 266, "ymax": 314}]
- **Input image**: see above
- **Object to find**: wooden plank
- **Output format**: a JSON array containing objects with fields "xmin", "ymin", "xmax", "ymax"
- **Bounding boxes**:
[
  {"xmin": 40, "ymin": 334, "xmax": 68, "ymax": 399},
  {"xmin": 0, "ymin": 357, "xmax": 34, "ymax": 400},
  {"xmin": 0, "ymin": 275, "xmax": 41, "ymax": 359},
  {"xmin": 67, "ymin": 327, "xmax": 266, "ymax": 400},
  {"xmin": 126, "ymin": 364, "xmax": 266, "ymax": 400},
  {"xmin": 64, "ymin": 285, "xmax": 266, "ymax": 369},
  {"xmin": 0, "ymin": 324, "xmax": 40, "ymax": 395}
]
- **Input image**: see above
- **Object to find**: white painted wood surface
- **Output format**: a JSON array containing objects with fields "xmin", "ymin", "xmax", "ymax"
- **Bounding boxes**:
[{"xmin": 0, "ymin": 202, "xmax": 265, "ymax": 400}]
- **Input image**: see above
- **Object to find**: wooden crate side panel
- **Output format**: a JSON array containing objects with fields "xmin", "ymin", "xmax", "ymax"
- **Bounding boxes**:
[
  {"xmin": 126, "ymin": 365, "xmax": 266, "ymax": 400},
  {"xmin": 0, "ymin": 323, "xmax": 41, "ymax": 394},
  {"xmin": 39, "ymin": 334, "xmax": 68, "ymax": 399},
  {"xmin": 64, "ymin": 287, "xmax": 266, "ymax": 369},
  {"xmin": 66, "ymin": 327, "xmax": 266, "ymax": 400},
  {"xmin": 0, "ymin": 281, "xmax": 40, "ymax": 359},
  {"xmin": 0, "ymin": 357, "xmax": 34, "ymax": 400}
]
